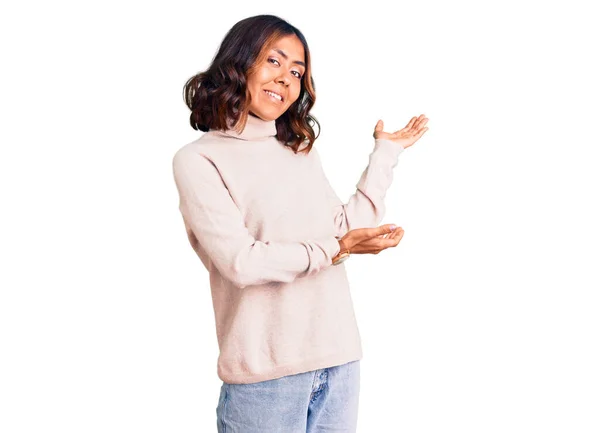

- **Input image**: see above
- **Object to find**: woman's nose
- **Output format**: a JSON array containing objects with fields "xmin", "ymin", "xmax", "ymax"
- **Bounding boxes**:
[{"xmin": 276, "ymin": 73, "xmax": 290, "ymax": 86}]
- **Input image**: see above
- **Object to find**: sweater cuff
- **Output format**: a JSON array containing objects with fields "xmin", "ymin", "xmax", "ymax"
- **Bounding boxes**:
[
  {"xmin": 301, "ymin": 235, "xmax": 343, "ymax": 278},
  {"xmin": 374, "ymin": 138, "xmax": 405, "ymax": 158},
  {"xmin": 328, "ymin": 235, "xmax": 341, "ymax": 258}
]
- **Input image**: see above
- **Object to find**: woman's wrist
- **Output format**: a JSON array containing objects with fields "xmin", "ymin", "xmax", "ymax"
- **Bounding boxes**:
[{"xmin": 332, "ymin": 238, "xmax": 351, "ymax": 265}]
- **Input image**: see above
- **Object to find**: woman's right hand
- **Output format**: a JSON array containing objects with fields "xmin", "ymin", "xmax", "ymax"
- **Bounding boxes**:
[{"xmin": 339, "ymin": 223, "xmax": 404, "ymax": 255}]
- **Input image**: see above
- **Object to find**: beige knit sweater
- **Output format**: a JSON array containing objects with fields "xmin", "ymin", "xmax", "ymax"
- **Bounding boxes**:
[{"xmin": 172, "ymin": 113, "xmax": 404, "ymax": 384}]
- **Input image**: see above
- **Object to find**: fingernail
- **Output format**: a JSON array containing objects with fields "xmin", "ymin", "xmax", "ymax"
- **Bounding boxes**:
[{"xmin": 390, "ymin": 224, "xmax": 397, "ymax": 231}]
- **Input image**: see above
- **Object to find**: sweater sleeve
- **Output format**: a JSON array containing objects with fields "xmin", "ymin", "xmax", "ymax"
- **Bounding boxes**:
[
  {"xmin": 314, "ymin": 138, "xmax": 405, "ymax": 238},
  {"xmin": 172, "ymin": 149, "xmax": 341, "ymax": 289}
]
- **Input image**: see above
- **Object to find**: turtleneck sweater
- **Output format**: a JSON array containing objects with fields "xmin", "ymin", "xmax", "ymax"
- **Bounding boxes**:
[{"xmin": 172, "ymin": 113, "xmax": 405, "ymax": 384}]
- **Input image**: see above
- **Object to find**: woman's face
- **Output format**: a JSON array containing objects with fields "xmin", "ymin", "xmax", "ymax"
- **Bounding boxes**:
[{"xmin": 247, "ymin": 34, "xmax": 306, "ymax": 121}]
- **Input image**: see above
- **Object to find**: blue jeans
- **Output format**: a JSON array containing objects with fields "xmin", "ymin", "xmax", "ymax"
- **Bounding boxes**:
[{"xmin": 216, "ymin": 360, "xmax": 360, "ymax": 432}]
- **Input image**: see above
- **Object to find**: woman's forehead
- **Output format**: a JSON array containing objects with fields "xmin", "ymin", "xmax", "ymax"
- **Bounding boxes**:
[{"xmin": 267, "ymin": 35, "xmax": 305, "ymax": 62}]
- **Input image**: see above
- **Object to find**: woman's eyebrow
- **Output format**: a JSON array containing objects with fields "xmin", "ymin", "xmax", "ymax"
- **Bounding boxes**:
[{"xmin": 272, "ymin": 48, "xmax": 305, "ymax": 67}]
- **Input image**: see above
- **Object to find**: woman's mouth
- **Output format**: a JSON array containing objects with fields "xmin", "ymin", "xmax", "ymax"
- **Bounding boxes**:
[{"xmin": 264, "ymin": 90, "xmax": 284, "ymax": 103}]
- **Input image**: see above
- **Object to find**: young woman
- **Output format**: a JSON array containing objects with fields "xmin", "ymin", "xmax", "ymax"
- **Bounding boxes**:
[{"xmin": 173, "ymin": 14, "xmax": 428, "ymax": 433}]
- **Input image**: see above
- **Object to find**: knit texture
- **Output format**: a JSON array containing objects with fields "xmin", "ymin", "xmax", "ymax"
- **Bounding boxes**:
[{"xmin": 172, "ymin": 113, "xmax": 405, "ymax": 384}]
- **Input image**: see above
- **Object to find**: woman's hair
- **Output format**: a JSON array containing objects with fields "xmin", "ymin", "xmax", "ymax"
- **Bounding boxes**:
[{"xmin": 183, "ymin": 14, "xmax": 320, "ymax": 154}]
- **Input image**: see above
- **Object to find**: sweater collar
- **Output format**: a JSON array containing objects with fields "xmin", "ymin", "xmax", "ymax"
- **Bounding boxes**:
[{"xmin": 221, "ymin": 113, "xmax": 277, "ymax": 141}]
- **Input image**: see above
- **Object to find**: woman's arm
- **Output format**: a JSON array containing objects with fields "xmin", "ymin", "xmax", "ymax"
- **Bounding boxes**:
[
  {"xmin": 172, "ymin": 149, "xmax": 341, "ymax": 289},
  {"xmin": 313, "ymin": 138, "xmax": 405, "ymax": 238}
]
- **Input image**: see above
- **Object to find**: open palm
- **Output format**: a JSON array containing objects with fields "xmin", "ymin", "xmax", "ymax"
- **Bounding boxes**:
[{"xmin": 373, "ymin": 114, "xmax": 429, "ymax": 149}]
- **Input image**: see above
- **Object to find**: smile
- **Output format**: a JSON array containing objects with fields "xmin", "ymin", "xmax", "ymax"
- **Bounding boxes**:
[{"xmin": 264, "ymin": 90, "xmax": 284, "ymax": 102}]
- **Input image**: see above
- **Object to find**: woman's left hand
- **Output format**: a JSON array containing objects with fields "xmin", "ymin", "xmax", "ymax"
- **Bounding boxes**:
[{"xmin": 373, "ymin": 114, "xmax": 429, "ymax": 150}]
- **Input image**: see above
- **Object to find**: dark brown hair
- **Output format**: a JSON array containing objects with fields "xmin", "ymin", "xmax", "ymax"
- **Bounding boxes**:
[{"xmin": 182, "ymin": 15, "xmax": 320, "ymax": 154}]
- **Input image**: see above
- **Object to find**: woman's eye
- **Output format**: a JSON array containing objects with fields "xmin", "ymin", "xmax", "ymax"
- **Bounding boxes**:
[{"xmin": 268, "ymin": 58, "xmax": 303, "ymax": 79}]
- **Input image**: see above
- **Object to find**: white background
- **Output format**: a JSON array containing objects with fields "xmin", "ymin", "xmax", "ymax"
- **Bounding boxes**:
[{"xmin": 1, "ymin": 1, "xmax": 599, "ymax": 432}]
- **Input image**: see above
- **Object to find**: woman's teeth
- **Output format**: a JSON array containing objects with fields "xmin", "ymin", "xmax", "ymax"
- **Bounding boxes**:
[{"xmin": 264, "ymin": 90, "xmax": 282, "ymax": 101}]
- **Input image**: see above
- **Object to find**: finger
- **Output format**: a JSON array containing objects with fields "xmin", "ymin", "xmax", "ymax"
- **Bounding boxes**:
[
  {"xmin": 414, "ymin": 114, "xmax": 425, "ymax": 122},
  {"xmin": 415, "ymin": 116, "xmax": 428, "ymax": 130},
  {"xmin": 384, "ymin": 228, "xmax": 403, "ymax": 246},
  {"xmin": 360, "ymin": 224, "xmax": 392, "ymax": 242},
  {"xmin": 377, "ymin": 231, "xmax": 400, "ymax": 250},
  {"xmin": 396, "ymin": 228, "xmax": 405, "ymax": 241},
  {"xmin": 400, "ymin": 115, "xmax": 425, "ymax": 135},
  {"xmin": 368, "ymin": 224, "xmax": 397, "ymax": 239},
  {"xmin": 405, "ymin": 116, "xmax": 417, "ymax": 129},
  {"xmin": 389, "ymin": 227, "xmax": 404, "ymax": 242},
  {"xmin": 383, "ymin": 224, "xmax": 398, "ymax": 234},
  {"xmin": 374, "ymin": 119, "xmax": 384, "ymax": 133},
  {"xmin": 416, "ymin": 127, "xmax": 428, "ymax": 138}
]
